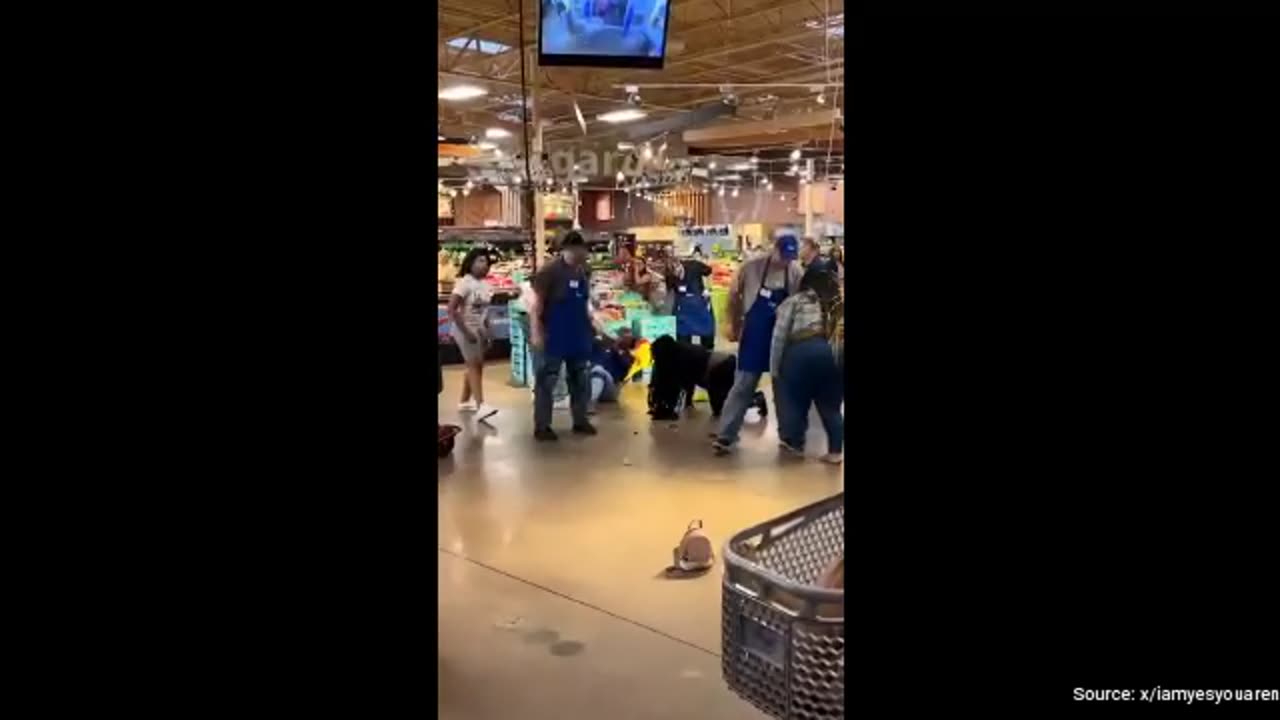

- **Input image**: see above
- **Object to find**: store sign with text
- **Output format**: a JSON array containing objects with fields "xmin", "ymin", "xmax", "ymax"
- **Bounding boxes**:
[{"xmin": 678, "ymin": 225, "xmax": 733, "ymax": 254}]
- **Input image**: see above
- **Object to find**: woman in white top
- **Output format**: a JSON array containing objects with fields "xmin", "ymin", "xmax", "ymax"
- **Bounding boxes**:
[{"xmin": 448, "ymin": 248, "xmax": 497, "ymax": 418}]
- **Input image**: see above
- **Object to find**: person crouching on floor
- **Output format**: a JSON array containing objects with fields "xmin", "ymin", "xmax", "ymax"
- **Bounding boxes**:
[
  {"xmin": 588, "ymin": 330, "xmax": 636, "ymax": 413},
  {"xmin": 770, "ymin": 267, "xmax": 844, "ymax": 464},
  {"xmin": 647, "ymin": 336, "xmax": 762, "ymax": 422}
]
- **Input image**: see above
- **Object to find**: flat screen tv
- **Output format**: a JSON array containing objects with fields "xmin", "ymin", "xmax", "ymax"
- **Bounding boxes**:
[{"xmin": 539, "ymin": 0, "xmax": 673, "ymax": 69}]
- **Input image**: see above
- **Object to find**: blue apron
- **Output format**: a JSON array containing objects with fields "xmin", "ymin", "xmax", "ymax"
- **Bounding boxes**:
[
  {"xmin": 736, "ymin": 258, "xmax": 790, "ymax": 373},
  {"xmin": 545, "ymin": 269, "xmax": 593, "ymax": 361},
  {"xmin": 673, "ymin": 267, "xmax": 715, "ymax": 339}
]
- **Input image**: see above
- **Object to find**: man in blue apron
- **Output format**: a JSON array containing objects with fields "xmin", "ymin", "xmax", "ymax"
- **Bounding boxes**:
[
  {"xmin": 712, "ymin": 234, "xmax": 804, "ymax": 455},
  {"xmin": 672, "ymin": 258, "xmax": 716, "ymax": 350},
  {"xmin": 530, "ymin": 232, "xmax": 605, "ymax": 442}
]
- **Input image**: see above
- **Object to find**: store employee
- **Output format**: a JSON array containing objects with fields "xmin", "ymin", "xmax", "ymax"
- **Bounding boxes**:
[
  {"xmin": 530, "ymin": 232, "xmax": 607, "ymax": 442},
  {"xmin": 670, "ymin": 258, "xmax": 716, "ymax": 350},
  {"xmin": 712, "ymin": 234, "xmax": 804, "ymax": 455}
]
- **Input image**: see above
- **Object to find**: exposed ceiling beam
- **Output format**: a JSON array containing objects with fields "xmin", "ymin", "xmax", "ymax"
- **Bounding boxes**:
[
  {"xmin": 443, "ymin": 11, "xmax": 519, "ymax": 43},
  {"xmin": 536, "ymin": 61, "xmax": 842, "ymax": 134},
  {"xmin": 438, "ymin": 70, "xmax": 687, "ymax": 114},
  {"xmin": 447, "ymin": 0, "xmax": 828, "ymax": 75}
]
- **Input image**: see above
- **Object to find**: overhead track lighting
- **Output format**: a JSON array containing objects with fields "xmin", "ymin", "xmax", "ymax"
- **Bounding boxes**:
[
  {"xmin": 598, "ymin": 109, "xmax": 647, "ymax": 124},
  {"xmin": 439, "ymin": 85, "xmax": 488, "ymax": 101}
]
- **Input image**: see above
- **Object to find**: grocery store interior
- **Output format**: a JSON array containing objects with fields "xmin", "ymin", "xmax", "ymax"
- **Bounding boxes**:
[{"xmin": 437, "ymin": 2, "xmax": 844, "ymax": 718}]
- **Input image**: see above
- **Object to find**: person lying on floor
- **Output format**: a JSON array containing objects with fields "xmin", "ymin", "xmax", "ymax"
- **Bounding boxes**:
[
  {"xmin": 588, "ymin": 330, "xmax": 636, "ymax": 413},
  {"xmin": 647, "ymin": 336, "xmax": 766, "ymax": 422}
]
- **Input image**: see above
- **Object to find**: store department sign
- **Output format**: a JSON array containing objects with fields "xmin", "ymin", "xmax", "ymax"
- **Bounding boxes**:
[
  {"xmin": 677, "ymin": 225, "xmax": 733, "ymax": 254},
  {"xmin": 545, "ymin": 148, "xmax": 683, "ymax": 182},
  {"xmin": 677, "ymin": 225, "xmax": 732, "ymax": 239}
]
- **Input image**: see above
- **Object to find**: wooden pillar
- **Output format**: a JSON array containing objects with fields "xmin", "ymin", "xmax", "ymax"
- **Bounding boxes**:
[
  {"xmin": 803, "ymin": 159, "xmax": 815, "ymax": 237},
  {"xmin": 531, "ymin": 48, "xmax": 547, "ymax": 261}
]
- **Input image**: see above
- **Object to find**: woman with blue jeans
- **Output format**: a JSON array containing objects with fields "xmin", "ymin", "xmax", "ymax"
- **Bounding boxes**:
[{"xmin": 770, "ymin": 268, "xmax": 843, "ymax": 464}]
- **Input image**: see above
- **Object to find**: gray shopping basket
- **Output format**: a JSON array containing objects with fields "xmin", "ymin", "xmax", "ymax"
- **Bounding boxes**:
[{"xmin": 722, "ymin": 493, "xmax": 844, "ymax": 719}]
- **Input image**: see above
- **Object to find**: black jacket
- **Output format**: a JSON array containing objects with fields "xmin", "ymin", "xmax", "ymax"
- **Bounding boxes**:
[{"xmin": 649, "ymin": 336, "xmax": 713, "ymax": 415}]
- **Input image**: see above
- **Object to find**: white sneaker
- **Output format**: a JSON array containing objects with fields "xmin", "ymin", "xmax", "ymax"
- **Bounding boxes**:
[
  {"xmin": 475, "ymin": 404, "xmax": 498, "ymax": 421},
  {"xmin": 821, "ymin": 453, "xmax": 843, "ymax": 465},
  {"xmin": 458, "ymin": 401, "xmax": 478, "ymax": 413}
]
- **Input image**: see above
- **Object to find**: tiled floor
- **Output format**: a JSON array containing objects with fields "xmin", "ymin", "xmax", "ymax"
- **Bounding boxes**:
[{"xmin": 438, "ymin": 361, "xmax": 844, "ymax": 719}]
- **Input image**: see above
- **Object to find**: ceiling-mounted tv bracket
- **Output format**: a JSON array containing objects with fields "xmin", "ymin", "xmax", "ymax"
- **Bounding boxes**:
[
  {"xmin": 719, "ymin": 85, "xmax": 738, "ymax": 107},
  {"xmin": 625, "ymin": 85, "xmax": 642, "ymax": 106}
]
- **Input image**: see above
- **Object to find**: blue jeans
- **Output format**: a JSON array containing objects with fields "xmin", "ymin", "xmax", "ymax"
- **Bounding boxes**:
[
  {"xmin": 715, "ymin": 370, "xmax": 778, "ymax": 446},
  {"xmin": 590, "ymin": 365, "xmax": 619, "ymax": 404},
  {"xmin": 535, "ymin": 354, "xmax": 589, "ymax": 430},
  {"xmin": 778, "ymin": 338, "xmax": 844, "ymax": 454},
  {"xmin": 520, "ymin": 315, "xmax": 567, "ymax": 401}
]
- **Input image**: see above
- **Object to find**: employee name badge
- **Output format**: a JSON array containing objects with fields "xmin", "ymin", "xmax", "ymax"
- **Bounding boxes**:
[
  {"xmin": 759, "ymin": 288, "xmax": 772, "ymax": 299},
  {"xmin": 569, "ymin": 280, "xmax": 580, "ymax": 289},
  {"xmin": 678, "ymin": 285, "xmax": 687, "ymax": 293}
]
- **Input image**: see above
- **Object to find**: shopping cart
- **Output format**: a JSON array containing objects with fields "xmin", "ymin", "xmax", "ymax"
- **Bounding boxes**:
[{"xmin": 722, "ymin": 494, "xmax": 844, "ymax": 719}]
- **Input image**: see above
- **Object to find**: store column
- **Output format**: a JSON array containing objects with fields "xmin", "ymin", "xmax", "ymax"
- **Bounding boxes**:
[
  {"xmin": 804, "ymin": 159, "xmax": 815, "ymax": 238},
  {"xmin": 531, "ymin": 50, "xmax": 546, "ymax": 263}
]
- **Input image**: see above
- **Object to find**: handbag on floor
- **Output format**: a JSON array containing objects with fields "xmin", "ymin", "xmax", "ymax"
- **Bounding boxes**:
[{"xmin": 673, "ymin": 520, "xmax": 715, "ymax": 572}]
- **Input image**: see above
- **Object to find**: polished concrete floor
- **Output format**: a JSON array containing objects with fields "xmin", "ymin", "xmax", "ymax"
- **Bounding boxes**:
[{"xmin": 438, "ymin": 361, "xmax": 844, "ymax": 719}]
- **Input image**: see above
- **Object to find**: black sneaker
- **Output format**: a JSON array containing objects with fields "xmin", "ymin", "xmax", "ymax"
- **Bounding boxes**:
[
  {"xmin": 534, "ymin": 427, "xmax": 558, "ymax": 442},
  {"xmin": 752, "ymin": 392, "xmax": 769, "ymax": 418},
  {"xmin": 572, "ymin": 422, "xmax": 598, "ymax": 436}
]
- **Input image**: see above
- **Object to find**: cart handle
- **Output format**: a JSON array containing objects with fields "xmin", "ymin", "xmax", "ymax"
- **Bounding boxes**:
[{"xmin": 722, "ymin": 492, "xmax": 845, "ymax": 606}]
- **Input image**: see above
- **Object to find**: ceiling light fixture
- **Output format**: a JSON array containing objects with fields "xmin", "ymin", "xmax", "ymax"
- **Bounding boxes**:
[
  {"xmin": 598, "ymin": 109, "xmax": 647, "ymax": 124},
  {"xmin": 731, "ymin": 187, "xmax": 739, "ymax": 198},
  {"xmin": 485, "ymin": 127, "xmax": 512, "ymax": 138},
  {"xmin": 438, "ymin": 85, "xmax": 488, "ymax": 101},
  {"xmin": 790, "ymin": 149, "xmax": 802, "ymax": 161}
]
